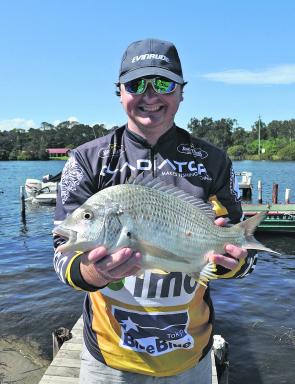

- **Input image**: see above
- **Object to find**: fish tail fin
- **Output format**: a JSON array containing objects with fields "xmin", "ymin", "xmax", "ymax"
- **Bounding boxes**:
[
  {"xmin": 235, "ymin": 212, "xmax": 281, "ymax": 255},
  {"xmin": 236, "ymin": 211, "xmax": 267, "ymax": 237}
]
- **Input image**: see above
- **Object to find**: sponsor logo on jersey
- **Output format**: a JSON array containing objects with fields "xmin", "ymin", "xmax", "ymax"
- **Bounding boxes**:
[
  {"xmin": 177, "ymin": 144, "xmax": 208, "ymax": 160},
  {"xmin": 98, "ymin": 144, "xmax": 126, "ymax": 158},
  {"xmin": 100, "ymin": 158, "xmax": 212, "ymax": 180},
  {"xmin": 105, "ymin": 272, "xmax": 198, "ymax": 307},
  {"xmin": 113, "ymin": 306, "xmax": 194, "ymax": 356}
]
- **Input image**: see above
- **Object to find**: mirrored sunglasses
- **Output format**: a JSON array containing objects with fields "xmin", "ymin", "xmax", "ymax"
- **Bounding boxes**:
[{"xmin": 124, "ymin": 77, "xmax": 178, "ymax": 95}]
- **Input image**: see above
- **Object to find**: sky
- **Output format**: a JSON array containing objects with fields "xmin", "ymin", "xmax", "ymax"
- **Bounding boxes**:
[{"xmin": 0, "ymin": 0, "xmax": 295, "ymax": 132}]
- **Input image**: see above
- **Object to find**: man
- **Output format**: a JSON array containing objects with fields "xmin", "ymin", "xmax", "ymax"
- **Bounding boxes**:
[{"xmin": 54, "ymin": 38, "xmax": 255, "ymax": 384}]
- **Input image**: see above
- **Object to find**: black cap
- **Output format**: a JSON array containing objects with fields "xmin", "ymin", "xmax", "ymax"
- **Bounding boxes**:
[{"xmin": 119, "ymin": 38, "xmax": 184, "ymax": 84}]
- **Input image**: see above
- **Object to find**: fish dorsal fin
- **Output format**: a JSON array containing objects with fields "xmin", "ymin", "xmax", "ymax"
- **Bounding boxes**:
[{"xmin": 130, "ymin": 174, "xmax": 215, "ymax": 221}]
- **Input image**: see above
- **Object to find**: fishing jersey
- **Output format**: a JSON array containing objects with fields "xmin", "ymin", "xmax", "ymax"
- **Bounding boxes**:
[{"xmin": 53, "ymin": 124, "xmax": 257, "ymax": 377}]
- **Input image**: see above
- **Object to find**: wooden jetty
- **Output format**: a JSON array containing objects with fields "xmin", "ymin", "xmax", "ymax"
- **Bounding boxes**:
[
  {"xmin": 38, "ymin": 317, "xmax": 83, "ymax": 383},
  {"xmin": 39, "ymin": 316, "xmax": 220, "ymax": 384}
]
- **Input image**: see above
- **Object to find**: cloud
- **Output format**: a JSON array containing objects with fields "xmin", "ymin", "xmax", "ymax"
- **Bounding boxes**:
[
  {"xmin": 52, "ymin": 117, "xmax": 79, "ymax": 127},
  {"xmin": 203, "ymin": 64, "xmax": 295, "ymax": 85},
  {"xmin": 0, "ymin": 118, "xmax": 37, "ymax": 131},
  {"xmin": 52, "ymin": 120, "xmax": 61, "ymax": 127},
  {"xmin": 67, "ymin": 116, "xmax": 79, "ymax": 122}
]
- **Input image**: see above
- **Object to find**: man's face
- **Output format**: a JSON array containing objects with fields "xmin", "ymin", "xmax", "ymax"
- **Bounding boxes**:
[{"xmin": 120, "ymin": 78, "xmax": 183, "ymax": 138}]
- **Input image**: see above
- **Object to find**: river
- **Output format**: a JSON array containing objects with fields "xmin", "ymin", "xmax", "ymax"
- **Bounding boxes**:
[{"xmin": 0, "ymin": 160, "xmax": 294, "ymax": 383}]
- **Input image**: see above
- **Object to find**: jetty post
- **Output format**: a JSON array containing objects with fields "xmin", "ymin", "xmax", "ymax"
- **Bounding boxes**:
[
  {"xmin": 285, "ymin": 188, "xmax": 291, "ymax": 204},
  {"xmin": 258, "ymin": 180, "xmax": 263, "ymax": 204},
  {"xmin": 20, "ymin": 185, "xmax": 26, "ymax": 224},
  {"xmin": 272, "ymin": 183, "xmax": 278, "ymax": 204}
]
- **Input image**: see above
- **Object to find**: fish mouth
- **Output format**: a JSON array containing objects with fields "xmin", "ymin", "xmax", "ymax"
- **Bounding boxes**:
[{"xmin": 53, "ymin": 226, "xmax": 77, "ymax": 253}]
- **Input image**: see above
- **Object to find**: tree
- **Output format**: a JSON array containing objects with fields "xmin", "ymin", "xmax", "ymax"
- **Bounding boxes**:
[
  {"xmin": 92, "ymin": 124, "xmax": 109, "ymax": 138},
  {"xmin": 232, "ymin": 127, "xmax": 250, "ymax": 146},
  {"xmin": 277, "ymin": 142, "xmax": 295, "ymax": 160},
  {"xmin": 40, "ymin": 122, "xmax": 54, "ymax": 131},
  {"xmin": 187, "ymin": 117, "xmax": 235, "ymax": 150},
  {"xmin": 250, "ymin": 119, "xmax": 268, "ymax": 141},
  {"xmin": 227, "ymin": 145, "xmax": 246, "ymax": 159}
]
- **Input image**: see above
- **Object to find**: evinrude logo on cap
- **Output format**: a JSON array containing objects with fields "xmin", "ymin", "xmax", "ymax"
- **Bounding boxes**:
[{"xmin": 132, "ymin": 54, "xmax": 170, "ymax": 63}]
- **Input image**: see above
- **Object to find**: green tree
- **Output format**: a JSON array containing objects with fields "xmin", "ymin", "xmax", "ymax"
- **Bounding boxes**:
[
  {"xmin": 250, "ymin": 119, "xmax": 268, "ymax": 141},
  {"xmin": 0, "ymin": 149, "xmax": 9, "ymax": 160},
  {"xmin": 227, "ymin": 145, "xmax": 246, "ymax": 159},
  {"xmin": 187, "ymin": 117, "xmax": 235, "ymax": 150},
  {"xmin": 277, "ymin": 142, "xmax": 295, "ymax": 160},
  {"xmin": 232, "ymin": 127, "xmax": 250, "ymax": 146}
]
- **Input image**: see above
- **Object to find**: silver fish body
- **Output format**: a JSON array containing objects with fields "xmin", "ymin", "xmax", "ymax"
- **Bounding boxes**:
[{"xmin": 54, "ymin": 177, "xmax": 276, "ymax": 285}]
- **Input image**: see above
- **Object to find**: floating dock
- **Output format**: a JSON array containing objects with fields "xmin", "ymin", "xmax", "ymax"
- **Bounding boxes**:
[
  {"xmin": 242, "ymin": 203, "xmax": 295, "ymax": 232},
  {"xmin": 38, "ymin": 316, "xmax": 220, "ymax": 384}
]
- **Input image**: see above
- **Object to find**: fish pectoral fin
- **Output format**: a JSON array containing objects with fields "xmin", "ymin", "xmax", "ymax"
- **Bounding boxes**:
[
  {"xmin": 138, "ymin": 240, "xmax": 190, "ymax": 264},
  {"xmin": 188, "ymin": 262, "xmax": 218, "ymax": 287}
]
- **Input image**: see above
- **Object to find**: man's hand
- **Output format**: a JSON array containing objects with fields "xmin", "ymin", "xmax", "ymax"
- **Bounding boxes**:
[
  {"xmin": 208, "ymin": 217, "xmax": 248, "ymax": 270},
  {"xmin": 80, "ymin": 247, "xmax": 142, "ymax": 288}
]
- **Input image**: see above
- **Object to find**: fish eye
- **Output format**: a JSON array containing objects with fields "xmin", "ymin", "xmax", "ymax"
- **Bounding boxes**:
[{"xmin": 83, "ymin": 210, "xmax": 94, "ymax": 220}]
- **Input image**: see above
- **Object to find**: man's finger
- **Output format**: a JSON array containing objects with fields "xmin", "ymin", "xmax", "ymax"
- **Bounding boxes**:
[
  {"xmin": 225, "ymin": 244, "xmax": 247, "ymax": 259},
  {"xmin": 214, "ymin": 217, "xmax": 230, "ymax": 227},
  {"xmin": 209, "ymin": 254, "xmax": 239, "ymax": 270},
  {"xmin": 87, "ymin": 246, "xmax": 108, "ymax": 263}
]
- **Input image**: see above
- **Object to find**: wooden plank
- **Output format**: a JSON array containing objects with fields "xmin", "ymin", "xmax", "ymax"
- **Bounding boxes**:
[
  {"xmin": 38, "ymin": 376, "xmax": 79, "ymax": 384},
  {"xmin": 57, "ymin": 349, "xmax": 81, "ymax": 360},
  {"xmin": 60, "ymin": 342, "xmax": 83, "ymax": 351},
  {"xmin": 50, "ymin": 357, "xmax": 81, "ymax": 368},
  {"xmin": 44, "ymin": 365, "xmax": 80, "ymax": 378}
]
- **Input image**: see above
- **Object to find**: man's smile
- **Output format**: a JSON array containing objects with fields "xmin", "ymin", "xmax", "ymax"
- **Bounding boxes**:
[{"xmin": 138, "ymin": 105, "xmax": 164, "ymax": 112}]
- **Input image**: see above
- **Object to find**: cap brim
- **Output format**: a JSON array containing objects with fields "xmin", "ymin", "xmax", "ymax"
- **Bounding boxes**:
[{"xmin": 119, "ymin": 67, "xmax": 184, "ymax": 84}]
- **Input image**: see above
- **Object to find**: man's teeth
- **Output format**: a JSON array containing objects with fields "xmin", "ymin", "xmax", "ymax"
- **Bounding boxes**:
[{"xmin": 141, "ymin": 106, "xmax": 162, "ymax": 112}]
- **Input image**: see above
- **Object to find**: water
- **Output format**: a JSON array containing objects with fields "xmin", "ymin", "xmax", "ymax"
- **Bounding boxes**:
[
  {"xmin": 0, "ymin": 161, "xmax": 85, "ymax": 363},
  {"xmin": 0, "ymin": 160, "xmax": 294, "ymax": 383}
]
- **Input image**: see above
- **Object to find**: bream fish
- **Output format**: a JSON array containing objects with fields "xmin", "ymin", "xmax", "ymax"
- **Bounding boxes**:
[{"xmin": 53, "ymin": 176, "xmax": 278, "ymax": 286}]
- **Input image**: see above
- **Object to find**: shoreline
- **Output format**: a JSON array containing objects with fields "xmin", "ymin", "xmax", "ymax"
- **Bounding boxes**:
[{"xmin": 0, "ymin": 337, "xmax": 50, "ymax": 384}]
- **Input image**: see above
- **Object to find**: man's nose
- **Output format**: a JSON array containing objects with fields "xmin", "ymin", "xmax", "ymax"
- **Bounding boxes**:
[{"xmin": 143, "ymin": 84, "xmax": 158, "ymax": 99}]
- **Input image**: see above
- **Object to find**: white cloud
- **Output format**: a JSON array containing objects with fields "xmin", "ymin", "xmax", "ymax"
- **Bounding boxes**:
[
  {"xmin": 203, "ymin": 64, "xmax": 295, "ymax": 85},
  {"xmin": 0, "ymin": 118, "xmax": 37, "ymax": 131},
  {"xmin": 67, "ymin": 116, "xmax": 79, "ymax": 122},
  {"xmin": 52, "ymin": 119, "xmax": 61, "ymax": 127},
  {"xmin": 51, "ymin": 117, "xmax": 78, "ymax": 127}
]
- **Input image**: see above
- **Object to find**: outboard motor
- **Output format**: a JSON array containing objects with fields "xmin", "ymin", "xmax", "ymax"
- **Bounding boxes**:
[{"xmin": 25, "ymin": 179, "xmax": 42, "ymax": 197}]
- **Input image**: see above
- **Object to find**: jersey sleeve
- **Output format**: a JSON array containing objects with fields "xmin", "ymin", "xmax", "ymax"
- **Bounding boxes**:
[
  {"xmin": 211, "ymin": 155, "xmax": 243, "ymax": 224},
  {"xmin": 210, "ymin": 155, "xmax": 257, "ymax": 279},
  {"xmin": 53, "ymin": 150, "xmax": 99, "ymax": 292}
]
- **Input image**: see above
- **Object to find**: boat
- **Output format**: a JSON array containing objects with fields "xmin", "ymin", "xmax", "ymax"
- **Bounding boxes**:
[
  {"xmin": 242, "ymin": 203, "xmax": 295, "ymax": 233},
  {"xmin": 236, "ymin": 171, "xmax": 253, "ymax": 199},
  {"xmin": 25, "ymin": 172, "xmax": 61, "ymax": 205}
]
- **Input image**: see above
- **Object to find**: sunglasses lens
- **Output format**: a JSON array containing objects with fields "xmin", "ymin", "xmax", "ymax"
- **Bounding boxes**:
[
  {"xmin": 124, "ymin": 78, "xmax": 177, "ymax": 94},
  {"xmin": 154, "ymin": 78, "xmax": 177, "ymax": 93},
  {"xmin": 125, "ymin": 79, "xmax": 146, "ymax": 94}
]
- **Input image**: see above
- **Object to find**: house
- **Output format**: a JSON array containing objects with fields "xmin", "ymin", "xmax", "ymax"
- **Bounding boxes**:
[{"xmin": 46, "ymin": 148, "xmax": 70, "ymax": 158}]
